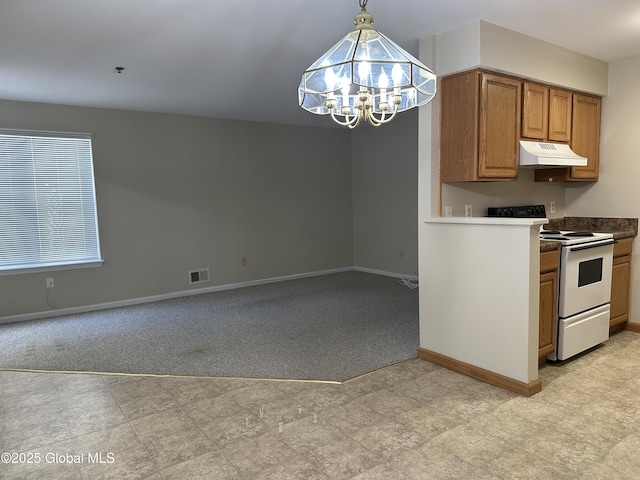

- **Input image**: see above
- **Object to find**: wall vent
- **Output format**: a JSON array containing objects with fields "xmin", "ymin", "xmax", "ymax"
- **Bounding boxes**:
[{"xmin": 189, "ymin": 268, "xmax": 210, "ymax": 284}]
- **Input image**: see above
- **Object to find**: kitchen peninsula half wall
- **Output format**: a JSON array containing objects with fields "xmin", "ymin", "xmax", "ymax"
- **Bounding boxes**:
[{"xmin": 419, "ymin": 217, "xmax": 546, "ymax": 396}]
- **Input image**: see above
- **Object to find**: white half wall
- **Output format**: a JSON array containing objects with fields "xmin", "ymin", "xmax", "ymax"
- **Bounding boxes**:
[{"xmin": 420, "ymin": 218, "xmax": 545, "ymax": 384}]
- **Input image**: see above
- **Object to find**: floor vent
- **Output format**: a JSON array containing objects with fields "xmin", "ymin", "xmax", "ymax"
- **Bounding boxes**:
[{"xmin": 189, "ymin": 268, "xmax": 210, "ymax": 284}]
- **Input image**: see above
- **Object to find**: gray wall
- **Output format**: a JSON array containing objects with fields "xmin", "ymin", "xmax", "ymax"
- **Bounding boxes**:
[
  {"xmin": 0, "ymin": 100, "xmax": 355, "ymax": 318},
  {"xmin": 566, "ymin": 54, "xmax": 640, "ymax": 324},
  {"xmin": 351, "ymin": 111, "xmax": 419, "ymax": 276}
]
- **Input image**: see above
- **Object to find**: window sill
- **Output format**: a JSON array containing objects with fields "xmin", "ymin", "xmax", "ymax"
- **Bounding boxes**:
[{"xmin": 0, "ymin": 260, "xmax": 104, "ymax": 276}]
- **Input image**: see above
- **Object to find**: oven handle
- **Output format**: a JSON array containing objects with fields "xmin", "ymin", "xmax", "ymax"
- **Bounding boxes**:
[{"xmin": 568, "ymin": 239, "xmax": 616, "ymax": 252}]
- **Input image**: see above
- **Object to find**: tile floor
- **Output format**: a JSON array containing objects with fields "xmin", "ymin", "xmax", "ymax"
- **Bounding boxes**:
[{"xmin": 1, "ymin": 330, "xmax": 639, "ymax": 479}]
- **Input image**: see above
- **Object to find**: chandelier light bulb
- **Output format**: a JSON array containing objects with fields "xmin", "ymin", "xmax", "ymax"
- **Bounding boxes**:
[
  {"xmin": 358, "ymin": 61, "xmax": 371, "ymax": 82},
  {"xmin": 392, "ymin": 63, "xmax": 403, "ymax": 86},
  {"xmin": 324, "ymin": 68, "xmax": 337, "ymax": 91},
  {"xmin": 379, "ymin": 69, "xmax": 389, "ymax": 89},
  {"xmin": 379, "ymin": 69, "xmax": 388, "ymax": 105}
]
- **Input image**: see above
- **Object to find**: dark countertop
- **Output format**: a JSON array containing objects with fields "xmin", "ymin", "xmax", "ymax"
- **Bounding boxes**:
[
  {"xmin": 546, "ymin": 216, "xmax": 638, "ymax": 238},
  {"xmin": 540, "ymin": 216, "xmax": 638, "ymax": 252}
]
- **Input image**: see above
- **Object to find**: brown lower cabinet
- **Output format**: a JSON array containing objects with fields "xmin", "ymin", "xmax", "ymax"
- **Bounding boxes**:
[
  {"xmin": 611, "ymin": 237, "xmax": 633, "ymax": 332},
  {"xmin": 539, "ymin": 250, "xmax": 559, "ymax": 364}
]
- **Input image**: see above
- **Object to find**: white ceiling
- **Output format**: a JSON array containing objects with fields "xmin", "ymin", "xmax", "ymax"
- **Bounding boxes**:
[{"xmin": 2, "ymin": 0, "xmax": 640, "ymax": 128}]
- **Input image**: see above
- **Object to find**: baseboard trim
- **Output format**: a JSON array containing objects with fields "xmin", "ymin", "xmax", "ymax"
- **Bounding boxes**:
[
  {"xmin": 417, "ymin": 348, "xmax": 542, "ymax": 397},
  {"xmin": 1, "ymin": 267, "xmax": 355, "ymax": 325},
  {"xmin": 624, "ymin": 322, "xmax": 640, "ymax": 333},
  {"xmin": 354, "ymin": 266, "xmax": 418, "ymax": 281}
]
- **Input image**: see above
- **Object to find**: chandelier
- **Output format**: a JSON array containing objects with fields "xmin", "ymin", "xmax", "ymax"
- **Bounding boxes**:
[{"xmin": 298, "ymin": 0, "xmax": 436, "ymax": 128}]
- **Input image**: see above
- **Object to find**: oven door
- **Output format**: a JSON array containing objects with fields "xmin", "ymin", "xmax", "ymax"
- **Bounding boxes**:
[{"xmin": 558, "ymin": 239, "xmax": 614, "ymax": 318}]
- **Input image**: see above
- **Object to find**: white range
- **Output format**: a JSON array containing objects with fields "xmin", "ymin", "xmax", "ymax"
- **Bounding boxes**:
[{"xmin": 540, "ymin": 229, "xmax": 615, "ymax": 361}]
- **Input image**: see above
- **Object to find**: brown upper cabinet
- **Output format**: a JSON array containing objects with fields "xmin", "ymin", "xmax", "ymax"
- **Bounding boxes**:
[
  {"xmin": 548, "ymin": 88, "xmax": 572, "ymax": 142},
  {"xmin": 568, "ymin": 93, "xmax": 601, "ymax": 180},
  {"xmin": 522, "ymin": 83, "xmax": 549, "ymax": 140},
  {"xmin": 439, "ymin": 68, "xmax": 602, "ymax": 183},
  {"xmin": 523, "ymin": 83, "xmax": 573, "ymax": 143},
  {"xmin": 534, "ymin": 93, "xmax": 601, "ymax": 182},
  {"xmin": 440, "ymin": 70, "xmax": 521, "ymax": 182}
]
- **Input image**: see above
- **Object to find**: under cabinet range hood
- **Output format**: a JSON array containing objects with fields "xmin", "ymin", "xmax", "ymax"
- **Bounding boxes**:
[{"xmin": 519, "ymin": 140, "xmax": 587, "ymax": 167}]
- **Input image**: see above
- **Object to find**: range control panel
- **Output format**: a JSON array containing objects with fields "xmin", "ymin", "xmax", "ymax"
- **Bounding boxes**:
[{"xmin": 486, "ymin": 205, "xmax": 547, "ymax": 218}]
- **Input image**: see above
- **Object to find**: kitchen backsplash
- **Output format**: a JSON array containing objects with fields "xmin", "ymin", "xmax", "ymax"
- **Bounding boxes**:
[{"xmin": 440, "ymin": 169, "xmax": 566, "ymax": 218}]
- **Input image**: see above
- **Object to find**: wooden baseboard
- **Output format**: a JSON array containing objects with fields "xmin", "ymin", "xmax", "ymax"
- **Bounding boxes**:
[
  {"xmin": 624, "ymin": 322, "xmax": 640, "ymax": 333},
  {"xmin": 417, "ymin": 348, "xmax": 542, "ymax": 396},
  {"xmin": 1, "ymin": 266, "xmax": 355, "ymax": 325}
]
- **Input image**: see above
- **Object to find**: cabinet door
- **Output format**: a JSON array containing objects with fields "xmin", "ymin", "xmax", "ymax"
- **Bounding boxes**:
[
  {"xmin": 569, "ymin": 94, "xmax": 601, "ymax": 180},
  {"xmin": 479, "ymin": 73, "xmax": 521, "ymax": 178},
  {"xmin": 440, "ymin": 70, "xmax": 480, "ymax": 182},
  {"xmin": 610, "ymin": 254, "xmax": 631, "ymax": 330},
  {"xmin": 539, "ymin": 270, "xmax": 557, "ymax": 358},
  {"xmin": 522, "ymin": 83, "xmax": 548, "ymax": 140},
  {"xmin": 548, "ymin": 89, "xmax": 572, "ymax": 142}
]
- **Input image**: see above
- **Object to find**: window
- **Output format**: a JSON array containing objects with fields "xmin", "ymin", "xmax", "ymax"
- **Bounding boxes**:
[{"xmin": 0, "ymin": 130, "xmax": 103, "ymax": 274}]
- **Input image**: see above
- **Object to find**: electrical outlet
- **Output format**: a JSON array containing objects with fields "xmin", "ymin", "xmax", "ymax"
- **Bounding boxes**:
[
  {"xmin": 549, "ymin": 201, "xmax": 556, "ymax": 215},
  {"xmin": 465, "ymin": 204, "xmax": 473, "ymax": 217},
  {"xmin": 400, "ymin": 249, "xmax": 405, "ymax": 259},
  {"xmin": 241, "ymin": 256, "xmax": 248, "ymax": 266},
  {"xmin": 46, "ymin": 277, "xmax": 54, "ymax": 289},
  {"xmin": 444, "ymin": 206, "xmax": 452, "ymax": 217}
]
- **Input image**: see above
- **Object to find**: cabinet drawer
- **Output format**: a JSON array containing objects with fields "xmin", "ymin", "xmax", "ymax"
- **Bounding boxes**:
[
  {"xmin": 613, "ymin": 237, "xmax": 633, "ymax": 257},
  {"xmin": 540, "ymin": 250, "xmax": 559, "ymax": 273}
]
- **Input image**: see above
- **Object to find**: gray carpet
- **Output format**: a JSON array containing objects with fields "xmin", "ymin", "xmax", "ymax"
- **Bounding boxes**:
[{"xmin": 0, "ymin": 271, "xmax": 419, "ymax": 382}]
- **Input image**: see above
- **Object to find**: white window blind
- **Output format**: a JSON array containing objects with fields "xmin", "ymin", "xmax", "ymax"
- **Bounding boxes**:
[{"xmin": 0, "ymin": 131, "xmax": 103, "ymax": 273}]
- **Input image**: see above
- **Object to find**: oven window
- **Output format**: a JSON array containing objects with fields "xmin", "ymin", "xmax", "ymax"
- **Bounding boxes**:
[{"xmin": 578, "ymin": 258, "xmax": 603, "ymax": 287}]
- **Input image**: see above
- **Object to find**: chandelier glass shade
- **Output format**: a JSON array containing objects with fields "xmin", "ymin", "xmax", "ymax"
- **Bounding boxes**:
[{"xmin": 298, "ymin": 1, "xmax": 436, "ymax": 128}]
